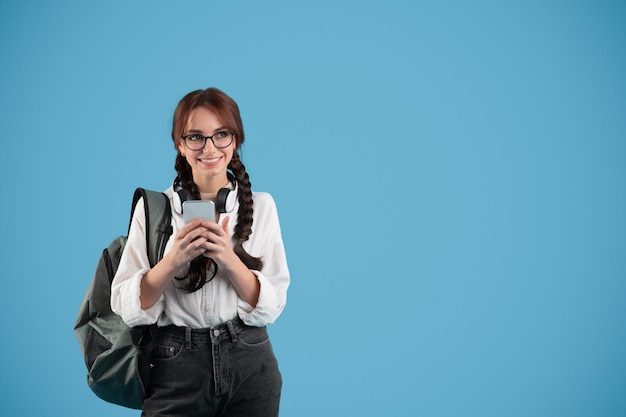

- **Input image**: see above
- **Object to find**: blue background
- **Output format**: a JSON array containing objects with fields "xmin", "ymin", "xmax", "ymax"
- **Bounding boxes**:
[{"xmin": 1, "ymin": 1, "xmax": 625, "ymax": 416}]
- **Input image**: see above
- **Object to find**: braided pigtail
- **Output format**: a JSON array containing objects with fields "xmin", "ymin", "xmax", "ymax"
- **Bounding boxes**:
[
  {"xmin": 229, "ymin": 152, "xmax": 264, "ymax": 271},
  {"xmin": 174, "ymin": 154, "xmax": 218, "ymax": 293},
  {"xmin": 174, "ymin": 154, "xmax": 199, "ymax": 198}
]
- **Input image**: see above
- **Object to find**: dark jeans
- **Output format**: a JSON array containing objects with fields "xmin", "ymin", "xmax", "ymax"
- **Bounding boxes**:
[{"xmin": 141, "ymin": 317, "xmax": 282, "ymax": 417}]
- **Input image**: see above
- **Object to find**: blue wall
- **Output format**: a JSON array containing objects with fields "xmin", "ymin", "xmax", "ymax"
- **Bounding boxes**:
[{"xmin": 1, "ymin": 1, "xmax": 624, "ymax": 415}]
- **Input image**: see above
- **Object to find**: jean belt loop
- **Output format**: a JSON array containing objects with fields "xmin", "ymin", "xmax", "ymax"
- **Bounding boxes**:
[
  {"xmin": 185, "ymin": 327, "xmax": 192, "ymax": 349},
  {"xmin": 226, "ymin": 320, "xmax": 238, "ymax": 343}
]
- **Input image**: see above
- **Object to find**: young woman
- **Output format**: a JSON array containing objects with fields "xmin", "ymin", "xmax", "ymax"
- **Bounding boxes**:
[{"xmin": 111, "ymin": 87, "xmax": 290, "ymax": 417}]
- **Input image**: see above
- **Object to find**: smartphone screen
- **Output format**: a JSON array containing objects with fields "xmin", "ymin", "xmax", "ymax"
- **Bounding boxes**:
[{"xmin": 182, "ymin": 200, "xmax": 216, "ymax": 223}]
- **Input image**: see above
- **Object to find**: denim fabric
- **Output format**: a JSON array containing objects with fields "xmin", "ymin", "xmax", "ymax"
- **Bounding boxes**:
[{"xmin": 141, "ymin": 317, "xmax": 282, "ymax": 417}]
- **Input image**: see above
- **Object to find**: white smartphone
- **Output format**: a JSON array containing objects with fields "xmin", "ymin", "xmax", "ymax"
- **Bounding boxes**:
[{"xmin": 182, "ymin": 200, "xmax": 216, "ymax": 223}]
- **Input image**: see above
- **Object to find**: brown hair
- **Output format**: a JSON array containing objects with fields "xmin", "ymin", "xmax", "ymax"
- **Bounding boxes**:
[{"xmin": 172, "ymin": 87, "xmax": 262, "ymax": 292}]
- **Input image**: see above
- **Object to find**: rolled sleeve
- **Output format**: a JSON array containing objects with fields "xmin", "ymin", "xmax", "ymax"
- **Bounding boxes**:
[
  {"xmin": 111, "ymin": 268, "xmax": 165, "ymax": 327},
  {"xmin": 238, "ymin": 268, "xmax": 289, "ymax": 326}
]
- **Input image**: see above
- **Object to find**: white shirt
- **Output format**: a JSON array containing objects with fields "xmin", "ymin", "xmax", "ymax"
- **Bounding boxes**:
[{"xmin": 110, "ymin": 185, "xmax": 290, "ymax": 328}]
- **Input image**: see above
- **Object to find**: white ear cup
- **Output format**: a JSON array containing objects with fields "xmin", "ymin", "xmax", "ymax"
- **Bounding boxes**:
[
  {"xmin": 219, "ymin": 187, "xmax": 236, "ymax": 213},
  {"xmin": 172, "ymin": 179, "xmax": 189, "ymax": 214},
  {"xmin": 225, "ymin": 188, "xmax": 237, "ymax": 212},
  {"xmin": 172, "ymin": 189, "xmax": 183, "ymax": 214}
]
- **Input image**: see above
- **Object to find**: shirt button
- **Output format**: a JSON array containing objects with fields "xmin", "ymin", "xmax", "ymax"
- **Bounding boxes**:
[{"xmin": 213, "ymin": 329, "xmax": 220, "ymax": 337}]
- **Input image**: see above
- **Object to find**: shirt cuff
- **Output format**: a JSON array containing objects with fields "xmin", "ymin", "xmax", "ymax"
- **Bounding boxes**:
[
  {"xmin": 237, "ymin": 271, "xmax": 285, "ymax": 327},
  {"xmin": 118, "ymin": 269, "xmax": 165, "ymax": 327}
]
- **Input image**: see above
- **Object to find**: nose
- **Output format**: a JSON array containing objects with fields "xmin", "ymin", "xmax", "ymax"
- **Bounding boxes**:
[{"xmin": 202, "ymin": 137, "xmax": 218, "ymax": 151}]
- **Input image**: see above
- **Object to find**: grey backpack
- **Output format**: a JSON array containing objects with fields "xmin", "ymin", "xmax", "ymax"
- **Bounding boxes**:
[{"xmin": 74, "ymin": 188, "xmax": 172, "ymax": 409}]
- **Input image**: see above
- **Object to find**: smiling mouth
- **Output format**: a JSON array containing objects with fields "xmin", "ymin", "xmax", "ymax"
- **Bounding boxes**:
[{"xmin": 199, "ymin": 157, "xmax": 221, "ymax": 163}]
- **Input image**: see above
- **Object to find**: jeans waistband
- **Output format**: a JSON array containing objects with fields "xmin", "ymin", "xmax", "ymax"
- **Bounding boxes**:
[{"xmin": 158, "ymin": 316, "xmax": 249, "ymax": 346}]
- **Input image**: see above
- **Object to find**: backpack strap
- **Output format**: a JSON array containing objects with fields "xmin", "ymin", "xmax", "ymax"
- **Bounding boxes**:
[{"xmin": 130, "ymin": 188, "xmax": 173, "ymax": 267}]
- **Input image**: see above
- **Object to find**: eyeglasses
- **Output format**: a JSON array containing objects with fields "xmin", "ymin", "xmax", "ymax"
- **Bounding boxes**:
[{"xmin": 181, "ymin": 130, "xmax": 235, "ymax": 150}]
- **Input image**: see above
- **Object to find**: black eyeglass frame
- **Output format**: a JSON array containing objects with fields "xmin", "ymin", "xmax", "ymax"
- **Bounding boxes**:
[{"xmin": 181, "ymin": 130, "xmax": 235, "ymax": 150}]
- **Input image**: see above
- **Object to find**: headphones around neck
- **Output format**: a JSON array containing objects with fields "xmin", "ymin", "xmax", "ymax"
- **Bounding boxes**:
[{"xmin": 172, "ymin": 174, "xmax": 237, "ymax": 214}]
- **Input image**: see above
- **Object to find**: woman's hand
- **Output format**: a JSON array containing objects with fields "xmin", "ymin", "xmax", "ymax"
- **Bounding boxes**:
[
  {"xmin": 167, "ymin": 218, "xmax": 214, "ymax": 270},
  {"xmin": 199, "ymin": 216, "xmax": 261, "ymax": 307},
  {"xmin": 199, "ymin": 216, "xmax": 238, "ymax": 268}
]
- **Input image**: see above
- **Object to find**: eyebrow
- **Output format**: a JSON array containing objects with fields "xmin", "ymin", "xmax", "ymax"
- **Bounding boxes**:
[{"xmin": 185, "ymin": 127, "xmax": 228, "ymax": 135}]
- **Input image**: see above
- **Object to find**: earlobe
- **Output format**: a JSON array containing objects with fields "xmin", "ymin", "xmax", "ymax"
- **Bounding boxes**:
[{"xmin": 177, "ymin": 140, "xmax": 187, "ymax": 157}]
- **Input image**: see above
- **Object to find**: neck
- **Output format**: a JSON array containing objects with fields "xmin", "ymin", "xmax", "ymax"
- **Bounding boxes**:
[{"xmin": 194, "ymin": 174, "xmax": 230, "ymax": 194}]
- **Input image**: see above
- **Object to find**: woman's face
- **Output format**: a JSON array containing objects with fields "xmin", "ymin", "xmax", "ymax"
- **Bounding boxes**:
[{"xmin": 177, "ymin": 106, "xmax": 235, "ymax": 189}]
